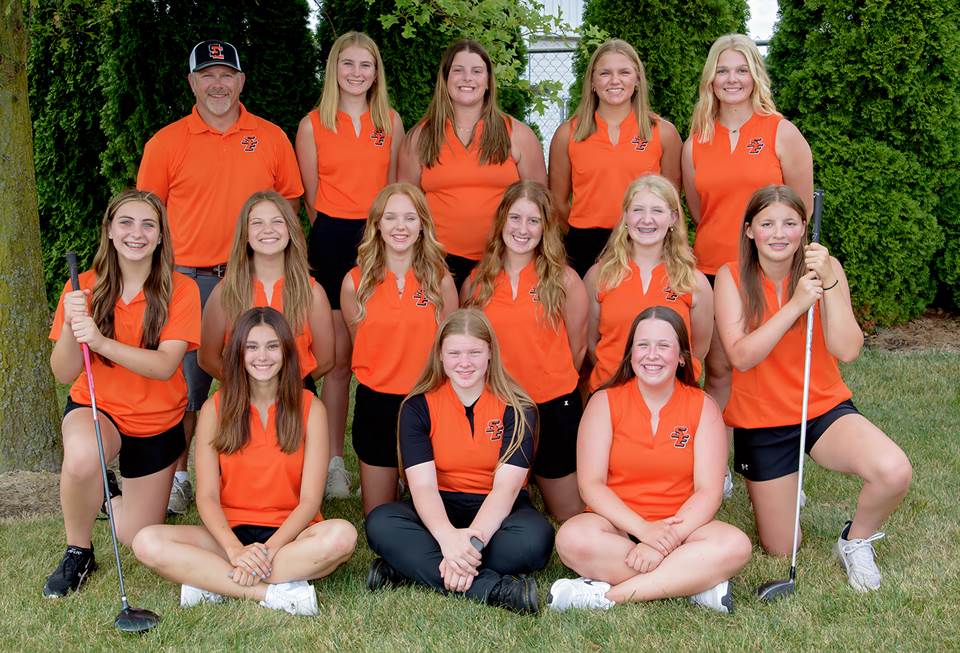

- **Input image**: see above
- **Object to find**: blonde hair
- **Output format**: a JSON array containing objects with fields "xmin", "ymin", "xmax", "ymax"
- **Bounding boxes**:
[
  {"xmin": 690, "ymin": 33, "xmax": 777, "ymax": 143},
  {"xmin": 316, "ymin": 31, "xmax": 393, "ymax": 134},
  {"xmin": 417, "ymin": 40, "xmax": 510, "ymax": 167},
  {"xmin": 353, "ymin": 183, "xmax": 449, "ymax": 322},
  {"xmin": 596, "ymin": 174, "xmax": 697, "ymax": 294},
  {"xmin": 221, "ymin": 191, "xmax": 313, "ymax": 332},
  {"xmin": 403, "ymin": 309, "xmax": 535, "ymax": 469},
  {"xmin": 466, "ymin": 181, "xmax": 567, "ymax": 329},
  {"xmin": 572, "ymin": 39, "xmax": 654, "ymax": 142}
]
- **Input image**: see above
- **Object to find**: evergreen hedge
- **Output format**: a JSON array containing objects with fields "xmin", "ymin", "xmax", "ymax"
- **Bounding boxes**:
[{"xmin": 768, "ymin": 0, "xmax": 960, "ymax": 322}]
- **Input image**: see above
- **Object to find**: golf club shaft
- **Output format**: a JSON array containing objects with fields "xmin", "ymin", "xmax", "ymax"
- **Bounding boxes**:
[{"xmin": 67, "ymin": 252, "xmax": 130, "ymax": 609}]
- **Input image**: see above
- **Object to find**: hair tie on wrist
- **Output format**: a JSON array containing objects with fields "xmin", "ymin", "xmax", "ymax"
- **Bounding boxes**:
[{"xmin": 823, "ymin": 279, "xmax": 839, "ymax": 291}]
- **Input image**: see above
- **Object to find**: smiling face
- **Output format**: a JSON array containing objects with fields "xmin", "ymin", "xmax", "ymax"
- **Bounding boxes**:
[
  {"xmin": 745, "ymin": 201, "xmax": 805, "ymax": 264},
  {"xmin": 108, "ymin": 200, "xmax": 161, "ymax": 263},
  {"xmin": 247, "ymin": 200, "xmax": 290, "ymax": 256},
  {"xmin": 337, "ymin": 44, "xmax": 376, "ymax": 98},
  {"xmin": 630, "ymin": 317, "xmax": 681, "ymax": 387},
  {"xmin": 378, "ymin": 193, "xmax": 422, "ymax": 254},
  {"xmin": 446, "ymin": 50, "xmax": 489, "ymax": 108},
  {"xmin": 441, "ymin": 333, "xmax": 490, "ymax": 393},
  {"xmin": 592, "ymin": 52, "xmax": 638, "ymax": 107},
  {"xmin": 244, "ymin": 323, "xmax": 283, "ymax": 382},
  {"xmin": 189, "ymin": 64, "xmax": 245, "ymax": 120},
  {"xmin": 623, "ymin": 189, "xmax": 676, "ymax": 247},
  {"xmin": 501, "ymin": 197, "xmax": 543, "ymax": 256},
  {"xmin": 711, "ymin": 48, "xmax": 754, "ymax": 107}
]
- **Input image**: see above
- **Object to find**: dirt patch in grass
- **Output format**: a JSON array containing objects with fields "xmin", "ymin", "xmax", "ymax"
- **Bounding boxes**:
[
  {"xmin": 0, "ymin": 471, "xmax": 60, "ymax": 520},
  {"xmin": 865, "ymin": 308, "xmax": 960, "ymax": 352}
]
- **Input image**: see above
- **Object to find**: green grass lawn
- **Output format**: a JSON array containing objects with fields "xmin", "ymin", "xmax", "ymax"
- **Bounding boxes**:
[{"xmin": 2, "ymin": 349, "xmax": 958, "ymax": 651}]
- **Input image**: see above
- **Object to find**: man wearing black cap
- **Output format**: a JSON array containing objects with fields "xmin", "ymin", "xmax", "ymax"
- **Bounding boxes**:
[{"xmin": 137, "ymin": 40, "xmax": 304, "ymax": 515}]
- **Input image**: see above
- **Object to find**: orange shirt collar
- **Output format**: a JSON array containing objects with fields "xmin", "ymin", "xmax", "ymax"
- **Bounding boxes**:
[{"xmin": 187, "ymin": 103, "xmax": 256, "ymax": 135}]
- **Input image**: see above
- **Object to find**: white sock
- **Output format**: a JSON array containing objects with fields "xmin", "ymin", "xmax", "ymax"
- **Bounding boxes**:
[{"xmin": 174, "ymin": 471, "xmax": 189, "ymax": 483}]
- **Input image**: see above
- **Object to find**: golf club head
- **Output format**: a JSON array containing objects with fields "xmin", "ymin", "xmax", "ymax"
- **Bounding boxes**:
[
  {"xmin": 756, "ymin": 578, "xmax": 795, "ymax": 602},
  {"xmin": 115, "ymin": 607, "xmax": 160, "ymax": 634}
]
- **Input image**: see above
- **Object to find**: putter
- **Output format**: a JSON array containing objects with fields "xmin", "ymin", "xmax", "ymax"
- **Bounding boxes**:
[
  {"xmin": 756, "ymin": 189, "xmax": 824, "ymax": 602},
  {"xmin": 67, "ymin": 252, "xmax": 161, "ymax": 633}
]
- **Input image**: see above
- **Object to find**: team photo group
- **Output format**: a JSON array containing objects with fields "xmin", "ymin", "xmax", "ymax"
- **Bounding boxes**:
[{"xmin": 44, "ymin": 29, "xmax": 912, "ymax": 620}]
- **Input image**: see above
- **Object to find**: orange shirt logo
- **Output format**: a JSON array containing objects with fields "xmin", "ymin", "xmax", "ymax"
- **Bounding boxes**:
[
  {"xmin": 485, "ymin": 418, "xmax": 504, "ymax": 442},
  {"xmin": 670, "ymin": 425, "xmax": 690, "ymax": 448},
  {"xmin": 412, "ymin": 288, "xmax": 430, "ymax": 308},
  {"xmin": 746, "ymin": 137, "xmax": 765, "ymax": 155},
  {"xmin": 209, "ymin": 44, "xmax": 224, "ymax": 59},
  {"xmin": 240, "ymin": 135, "xmax": 258, "ymax": 153},
  {"xmin": 631, "ymin": 136, "xmax": 649, "ymax": 152},
  {"xmin": 370, "ymin": 129, "xmax": 386, "ymax": 147},
  {"xmin": 662, "ymin": 285, "xmax": 679, "ymax": 302},
  {"xmin": 528, "ymin": 286, "xmax": 540, "ymax": 303}
]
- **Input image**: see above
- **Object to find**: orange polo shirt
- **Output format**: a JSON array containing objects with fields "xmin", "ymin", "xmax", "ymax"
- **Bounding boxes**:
[
  {"xmin": 349, "ymin": 266, "xmax": 439, "ymax": 394},
  {"xmin": 567, "ymin": 114, "xmax": 664, "ymax": 230},
  {"xmin": 589, "ymin": 262, "xmax": 695, "ymax": 392},
  {"xmin": 221, "ymin": 277, "xmax": 319, "ymax": 378},
  {"xmin": 50, "ymin": 271, "xmax": 201, "ymax": 436},
  {"xmin": 691, "ymin": 112, "xmax": 783, "ymax": 274},
  {"xmin": 137, "ymin": 103, "xmax": 304, "ymax": 267},
  {"xmin": 473, "ymin": 262, "xmax": 578, "ymax": 402},
  {"xmin": 309, "ymin": 109, "xmax": 394, "ymax": 219},
  {"xmin": 723, "ymin": 265, "xmax": 852, "ymax": 428},
  {"xmin": 399, "ymin": 382, "xmax": 535, "ymax": 494},
  {"xmin": 420, "ymin": 118, "xmax": 520, "ymax": 260},
  {"xmin": 216, "ymin": 389, "xmax": 322, "ymax": 528},
  {"xmin": 600, "ymin": 380, "xmax": 704, "ymax": 520}
]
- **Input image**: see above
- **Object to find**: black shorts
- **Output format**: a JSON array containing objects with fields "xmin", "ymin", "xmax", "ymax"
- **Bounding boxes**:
[
  {"xmin": 308, "ymin": 212, "xmax": 366, "ymax": 310},
  {"xmin": 733, "ymin": 399, "xmax": 861, "ymax": 482},
  {"xmin": 445, "ymin": 253, "xmax": 477, "ymax": 292},
  {"xmin": 704, "ymin": 273, "xmax": 716, "ymax": 288},
  {"xmin": 63, "ymin": 397, "xmax": 185, "ymax": 478},
  {"xmin": 232, "ymin": 524, "xmax": 279, "ymax": 546},
  {"xmin": 533, "ymin": 389, "xmax": 582, "ymax": 479},
  {"xmin": 351, "ymin": 383, "xmax": 405, "ymax": 467},
  {"xmin": 565, "ymin": 226, "xmax": 612, "ymax": 278}
]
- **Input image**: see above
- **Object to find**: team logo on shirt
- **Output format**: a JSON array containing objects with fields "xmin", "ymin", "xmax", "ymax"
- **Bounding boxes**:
[
  {"xmin": 486, "ymin": 419, "xmax": 504, "ymax": 442},
  {"xmin": 663, "ymin": 285, "xmax": 679, "ymax": 302},
  {"xmin": 240, "ymin": 135, "xmax": 259, "ymax": 153},
  {"xmin": 370, "ymin": 129, "xmax": 386, "ymax": 147},
  {"xmin": 670, "ymin": 425, "xmax": 691, "ymax": 448},
  {"xmin": 631, "ymin": 136, "xmax": 649, "ymax": 152},
  {"xmin": 412, "ymin": 288, "xmax": 429, "ymax": 307},
  {"xmin": 746, "ymin": 137, "xmax": 765, "ymax": 155},
  {"xmin": 528, "ymin": 286, "xmax": 540, "ymax": 303},
  {"xmin": 209, "ymin": 44, "xmax": 224, "ymax": 60}
]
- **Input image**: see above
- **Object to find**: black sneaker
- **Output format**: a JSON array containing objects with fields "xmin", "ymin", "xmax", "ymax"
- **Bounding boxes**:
[
  {"xmin": 366, "ymin": 557, "xmax": 406, "ymax": 591},
  {"xmin": 486, "ymin": 574, "xmax": 539, "ymax": 614},
  {"xmin": 43, "ymin": 545, "xmax": 97, "ymax": 598},
  {"xmin": 100, "ymin": 470, "xmax": 121, "ymax": 516}
]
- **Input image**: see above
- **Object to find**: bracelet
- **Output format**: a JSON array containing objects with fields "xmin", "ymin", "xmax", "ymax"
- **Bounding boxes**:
[{"xmin": 823, "ymin": 279, "xmax": 839, "ymax": 291}]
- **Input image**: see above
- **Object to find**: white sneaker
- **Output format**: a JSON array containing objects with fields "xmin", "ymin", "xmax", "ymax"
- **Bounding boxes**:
[
  {"xmin": 167, "ymin": 477, "xmax": 193, "ymax": 515},
  {"xmin": 547, "ymin": 578, "xmax": 615, "ymax": 611},
  {"xmin": 835, "ymin": 522, "xmax": 884, "ymax": 592},
  {"xmin": 180, "ymin": 584, "xmax": 224, "ymax": 607},
  {"xmin": 260, "ymin": 580, "xmax": 319, "ymax": 616},
  {"xmin": 688, "ymin": 580, "xmax": 734, "ymax": 614},
  {"xmin": 723, "ymin": 468, "xmax": 734, "ymax": 499},
  {"xmin": 325, "ymin": 457, "xmax": 351, "ymax": 499}
]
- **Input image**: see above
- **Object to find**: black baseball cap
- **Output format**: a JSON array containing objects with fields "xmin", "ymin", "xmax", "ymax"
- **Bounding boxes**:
[{"xmin": 189, "ymin": 40, "xmax": 242, "ymax": 73}]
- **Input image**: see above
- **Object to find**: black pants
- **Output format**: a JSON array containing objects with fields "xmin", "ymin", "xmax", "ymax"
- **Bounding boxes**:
[
  {"xmin": 565, "ymin": 226, "xmax": 613, "ymax": 278},
  {"xmin": 365, "ymin": 490, "xmax": 554, "ymax": 601}
]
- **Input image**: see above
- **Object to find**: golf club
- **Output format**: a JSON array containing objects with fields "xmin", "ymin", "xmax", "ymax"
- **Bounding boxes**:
[
  {"xmin": 66, "ymin": 251, "xmax": 160, "ymax": 633},
  {"xmin": 756, "ymin": 189, "xmax": 825, "ymax": 602}
]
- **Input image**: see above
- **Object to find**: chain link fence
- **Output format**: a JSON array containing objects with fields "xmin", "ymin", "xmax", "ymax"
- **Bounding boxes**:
[{"xmin": 526, "ymin": 40, "xmax": 578, "ymax": 156}]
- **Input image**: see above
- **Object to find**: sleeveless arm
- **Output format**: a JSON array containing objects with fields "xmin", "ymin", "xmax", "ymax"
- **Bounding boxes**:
[
  {"xmin": 294, "ymin": 114, "xmax": 318, "ymax": 223},
  {"xmin": 548, "ymin": 121, "xmax": 573, "ymax": 228}
]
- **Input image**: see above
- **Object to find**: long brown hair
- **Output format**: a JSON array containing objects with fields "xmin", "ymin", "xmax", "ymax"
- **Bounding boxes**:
[
  {"xmin": 215, "ymin": 307, "xmax": 304, "ymax": 455},
  {"xmin": 571, "ymin": 39, "xmax": 654, "ymax": 142},
  {"xmin": 220, "ymin": 191, "xmax": 313, "ymax": 332},
  {"xmin": 316, "ymin": 31, "xmax": 393, "ymax": 134},
  {"xmin": 90, "ymin": 189, "xmax": 174, "ymax": 366},
  {"xmin": 596, "ymin": 174, "xmax": 696, "ymax": 294},
  {"xmin": 601, "ymin": 306, "xmax": 697, "ymax": 389},
  {"xmin": 401, "ymin": 309, "xmax": 536, "ymax": 469},
  {"xmin": 353, "ymin": 183, "xmax": 449, "ymax": 322},
  {"xmin": 466, "ymin": 181, "xmax": 567, "ymax": 328},
  {"xmin": 417, "ymin": 40, "xmax": 510, "ymax": 167},
  {"xmin": 738, "ymin": 185, "xmax": 808, "ymax": 332}
]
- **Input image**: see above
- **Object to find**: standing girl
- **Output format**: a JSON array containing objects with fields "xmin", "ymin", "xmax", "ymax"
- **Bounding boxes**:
[
  {"xmin": 295, "ymin": 32, "xmax": 405, "ymax": 498},
  {"xmin": 44, "ymin": 189, "xmax": 200, "ymax": 598},
  {"xmin": 714, "ymin": 185, "xmax": 911, "ymax": 591},
  {"xmin": 133, "ymin": 307, "xmax": 357, "ymax": 615},
  {"xmin": 340, "ymin": 183, "xmax": 458, "ymax": 514},
  {"xmin": 549, "ymin": 39, "xmax": 682, "ymax": 277},
  {"xmin": 462, "ymin": 180, "xmax": 588, "ymax": 520}
]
